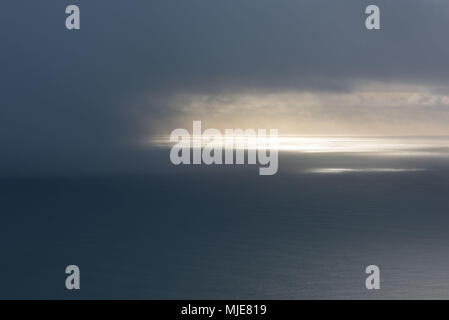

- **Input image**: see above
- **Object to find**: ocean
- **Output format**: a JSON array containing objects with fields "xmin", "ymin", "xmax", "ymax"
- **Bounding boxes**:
[{"xmin": 1, "ymin": 137, "xmax": 449, "ymax": 299}]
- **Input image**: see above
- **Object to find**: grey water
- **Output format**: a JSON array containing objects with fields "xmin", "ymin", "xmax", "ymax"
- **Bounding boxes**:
[{"xmin": 1, "ymin": 138, "xmax": 449, "ymax": 299}]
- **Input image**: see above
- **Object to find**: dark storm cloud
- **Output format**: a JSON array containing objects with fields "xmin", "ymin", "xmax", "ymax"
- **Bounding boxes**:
[{"xmin": 1, "ymin": 0, "xmax": 448, "ymax": 174}]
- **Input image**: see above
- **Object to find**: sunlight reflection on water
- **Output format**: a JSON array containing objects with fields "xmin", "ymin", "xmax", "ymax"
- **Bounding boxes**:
[
  {"xmin": 152, "ymin": 135, "xmax": 449, "ymax": 156},
  {"xmin": 305, "ymin": 168, "xmax": 427, "ymax": 174}
]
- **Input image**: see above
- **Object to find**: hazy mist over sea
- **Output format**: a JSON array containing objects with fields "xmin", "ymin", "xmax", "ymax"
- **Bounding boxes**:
[{"xmin": 2, "ymin": 0, "xmax": 449, "ymax": 300}]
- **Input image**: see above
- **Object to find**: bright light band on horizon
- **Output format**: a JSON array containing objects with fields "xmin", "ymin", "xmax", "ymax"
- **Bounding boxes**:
[{"xmin": 149, "ymin": 135, "xmax": 449, "ymax": 156}]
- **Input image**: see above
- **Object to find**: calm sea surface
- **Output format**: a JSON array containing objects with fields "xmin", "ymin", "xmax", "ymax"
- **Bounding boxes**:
[{"xmin": 1, "ymin": 137, "xmax": 449, "ymax": 299}]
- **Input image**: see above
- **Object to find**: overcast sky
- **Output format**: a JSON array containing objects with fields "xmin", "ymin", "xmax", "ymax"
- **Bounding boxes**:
[{"xmin": 1, "ymin": 0, "xmax": 449, "ymax": 175}]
